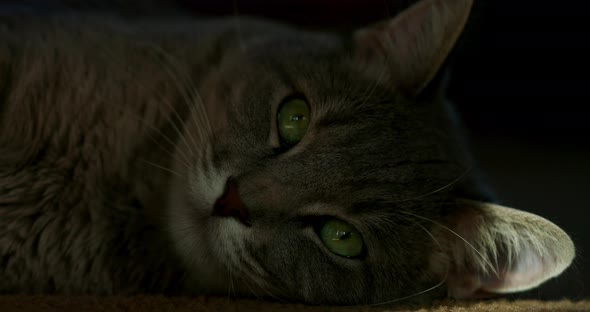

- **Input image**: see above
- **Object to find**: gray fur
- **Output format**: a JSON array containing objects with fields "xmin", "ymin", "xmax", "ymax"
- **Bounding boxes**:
[{"xmin": 0, "ymin": 0, "xmax": 574, "ymax": 305}]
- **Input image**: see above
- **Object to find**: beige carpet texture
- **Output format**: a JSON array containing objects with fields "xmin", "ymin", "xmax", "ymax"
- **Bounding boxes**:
[{"xmin": 0, "ymin": 296, "xmax": 589, "ymax": 312}]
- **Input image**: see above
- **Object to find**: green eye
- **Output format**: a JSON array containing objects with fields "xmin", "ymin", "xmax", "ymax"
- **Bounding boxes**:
[
  {"xmin": 319, "ymin": 219, "xmax": 364, "ymax": 258},
  {"xmin": 277, "ymin": 98, "xmax": 310, "ymax": 146}
]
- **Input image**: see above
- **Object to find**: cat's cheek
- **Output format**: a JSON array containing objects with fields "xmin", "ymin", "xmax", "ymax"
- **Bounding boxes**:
[{"xmin": 197, "ymin": 74, "xmax": 230, "ymax": 133}]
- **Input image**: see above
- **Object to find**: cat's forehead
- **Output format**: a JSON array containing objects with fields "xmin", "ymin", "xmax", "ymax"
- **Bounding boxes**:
[
  {"xmin": 244, "ymin": 39, "xmax": 408, "ymax": 113},
  {"xmin": 245, "ymin": 48, "xmax": 407, "ymax": 120}
]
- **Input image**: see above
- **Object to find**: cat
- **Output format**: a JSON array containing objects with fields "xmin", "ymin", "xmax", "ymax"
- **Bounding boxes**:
[{"xmin": 0, "ymin": 0, "xmax": 575, "ymax": 305}]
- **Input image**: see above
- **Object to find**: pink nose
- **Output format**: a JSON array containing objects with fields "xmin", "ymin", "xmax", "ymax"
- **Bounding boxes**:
[{"xmin": 212, "ymin": 177, "xmax": 251, "ymax": 226}]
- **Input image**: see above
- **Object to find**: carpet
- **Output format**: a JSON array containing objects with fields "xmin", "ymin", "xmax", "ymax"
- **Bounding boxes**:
[{"xmin": 0, "ymin": 296, "xmax": 589, "ymax": 312}]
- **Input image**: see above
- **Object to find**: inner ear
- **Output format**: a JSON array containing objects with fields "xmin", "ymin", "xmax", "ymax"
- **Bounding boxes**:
[
  {"xmin": 429, "ymin": 199, "xmax": 575, "ymax": 299},
  {"xmin": 353, "ymin": 0, "xmax": 473, "ymax": 95}
]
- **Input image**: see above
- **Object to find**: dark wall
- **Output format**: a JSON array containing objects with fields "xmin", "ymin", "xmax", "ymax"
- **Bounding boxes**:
[{"xmin": 449, "ymin": 0, "xmax": 590, "ymax": 300}]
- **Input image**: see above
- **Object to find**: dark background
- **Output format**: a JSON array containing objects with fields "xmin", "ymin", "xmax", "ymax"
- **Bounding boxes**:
[
  {"xmin": 449, "ymin": 0, "xmax": 589, "ymax": 300},
  {"xmin": 175, "ymin": 0, "xmax": 589, "ymax": 300}
]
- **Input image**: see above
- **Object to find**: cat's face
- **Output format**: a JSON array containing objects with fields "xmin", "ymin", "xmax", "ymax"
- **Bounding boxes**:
[
  {"xmin": 167, "ymin": 0, "xmax": 575, "ymax": 305},
  {"xmin": 177, "ymin": 34, "xmax": 463, "ymax": 304}
]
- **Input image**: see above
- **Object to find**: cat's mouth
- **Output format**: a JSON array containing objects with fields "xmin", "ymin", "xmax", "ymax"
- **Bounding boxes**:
[{"xmin": 211, "ymin": 177, "xmax": 251, "ymax": 227}]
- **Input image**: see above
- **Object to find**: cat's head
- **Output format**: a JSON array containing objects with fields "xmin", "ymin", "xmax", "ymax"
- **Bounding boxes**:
[{"xmin": 167, "ymin": 0, "xmax": 575, "ymax": 305}]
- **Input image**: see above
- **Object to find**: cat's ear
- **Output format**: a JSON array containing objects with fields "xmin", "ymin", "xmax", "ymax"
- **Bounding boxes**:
[
  {"xmin": 353, "ymin": 0, "xmax": 473, "ymax": 95},
  {"xmin": 430, "ymin": 199, "xmax": 575, "ymax": 299}
]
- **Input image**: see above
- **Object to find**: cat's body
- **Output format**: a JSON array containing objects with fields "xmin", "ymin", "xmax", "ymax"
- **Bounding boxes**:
[{"xmin": 0, "ymin": 0, "xmax": 575, "ymax": 305}]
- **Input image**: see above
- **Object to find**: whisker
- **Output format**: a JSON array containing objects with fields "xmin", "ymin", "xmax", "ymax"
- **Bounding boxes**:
[
  {"xmin": 248, "ymin": 275, "xmax": 287, "ymax": 303},
  {"xmin": 240, "ymin": 275, "xmax": 263, "ymax": 301},
  {"xmin": 114, "ymin": 89, "xmax": 196, "ymax": 171},
  {"xmin": 236, "ymin": 255, "xmax": 286, "ymax": 302},
  {"xmin": 167, "ymin": 224, "xmax": 201, "ymax": 237},
  {"xmin": 399, "ymin": 210, "xmax": 500, "ymax": 279},
  {"xmin": 227, "ymin": 264, "xmax": 235, "ymax": 300},
  {"xmin": 394, "ymin": 164, "xmax": 472, "ymax": 202},
  {"xmin": 357, "ymin": 214, "xmax": 449, "ymax": 307},
  {"xmin": 141, "ymin": 45, "xmax": 212, "ymax": 148},
  {"xmin": 115, "ymin": 106, "xmax": 193, "ymax": 168},
  {"xmin": 141, "ymin": 159, "xmax": 183, "ymax": 178},
  {"xmin": 400, "ymin": 214, "xmax": 443, "ymax": 250},
  {"xmin": 103, "ymin": 44, "xmax": 199, "ymax": 159},
  {"xmin": 78, "ymin": 37, "xmax": 192, "ymax": 148},
  {"xmin": 367, "ymin": 269, "xmax": 448, "ymax": 307},
  {"xmin": 144, "ymin": 132, "xmax": 191, "ymax": 171}
]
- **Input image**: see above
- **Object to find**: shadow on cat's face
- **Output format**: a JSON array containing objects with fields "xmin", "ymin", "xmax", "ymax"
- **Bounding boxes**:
[{"xmin": 167, "ymin": 0, "xmax": 574, "ymax": 305}]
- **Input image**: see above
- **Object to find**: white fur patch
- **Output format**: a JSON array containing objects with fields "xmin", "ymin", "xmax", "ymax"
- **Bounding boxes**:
[{"xmin": 188, "ymin": 163, "xmax": 229, "ymax": 212}]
